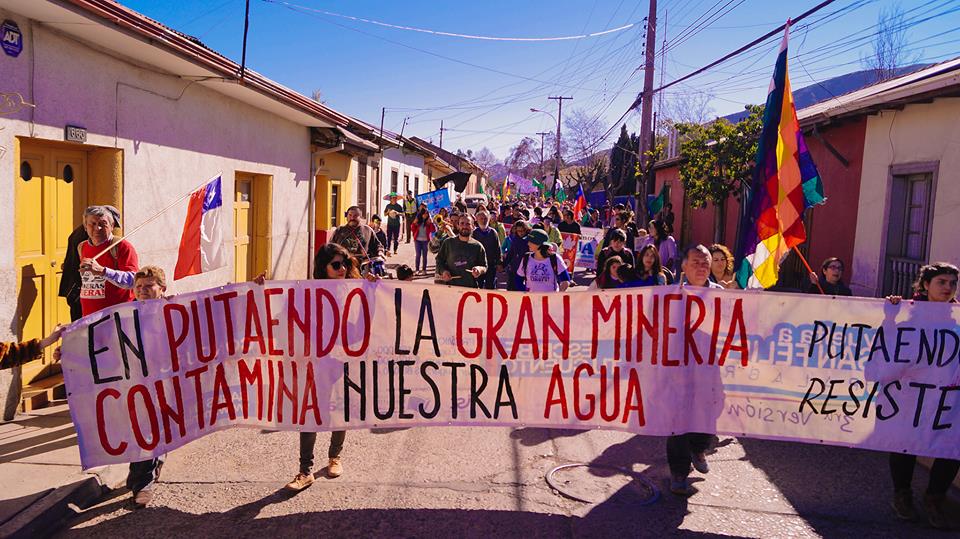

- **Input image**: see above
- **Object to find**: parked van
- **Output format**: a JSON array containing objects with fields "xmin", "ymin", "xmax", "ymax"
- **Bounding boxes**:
[{"xmin": 464, "ymin": 194, "xmax": 488, "ymax": 213}]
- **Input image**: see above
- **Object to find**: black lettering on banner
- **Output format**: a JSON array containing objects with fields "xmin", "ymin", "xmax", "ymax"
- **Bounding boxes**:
[
  {"xmin": 414, "ymin": 290, "xmax": 440, "ymax": 356},
  {"xmin": 394, "ymin": 288, "xmax": 410, "ymax": 355},
  {"xmin": 442, "ymin": 362, "xmax": 465, "ymax": 419},
  {"xmin": 115, "ymin": 310, "xmax": 147, "ymax": 378},
  {"xmin": 909, "ymin": 382, "xmax": 936, "ymax": 428},
  {"xmin": 373, "ymin": 360, "xmax": 396, "ymax": 420},
  {"xmin": 470, "ymin": 364, "xmax": 491, "ymax": 419},
  {"xmin": 419, "ymin": 362, "xmax": 441, "ymax": 418},
  {"xmin": 396, "ymin": 360, "xmax": 415, "ymax": 419},
  {"xmin": 799, "ymin": 377, "xmax": 825, "ymax": 414},
  {"xmin": 343, "ymin": 362, "xmax": 366, "ymax": 422},
  {"xmin": 89, "ymin": 314, "xmax": 121, "ymax": 384},
  {"xmin": 933, "ymin": 386, "xmax": 958, "ymax": 430},
  {"xmin": 877, "ymin": 381, "xmax": 901, "ymax": 420},
  {"xmin": 494, "ymin": 365, "xmax": 518, "ymax": 419}
]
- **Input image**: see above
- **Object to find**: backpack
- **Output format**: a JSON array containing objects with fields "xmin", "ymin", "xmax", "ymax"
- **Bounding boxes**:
[{"xmin": 521, "ymin": 252, "xmax": 560, "ymax": 281}]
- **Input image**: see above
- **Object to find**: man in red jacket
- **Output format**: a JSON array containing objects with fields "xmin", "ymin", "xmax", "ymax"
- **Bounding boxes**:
[{"xmin": 78, "ymin": 205, "xmax": 138, "ymax": 316}]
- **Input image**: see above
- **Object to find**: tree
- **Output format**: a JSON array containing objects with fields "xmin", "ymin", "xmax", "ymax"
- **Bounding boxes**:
[
  {"xmin": 505, "ymin": 137, "xmax": 539, "ymax": 174},
  {"xmin": 608, "ymin": 125, "xmax": 640, "ymax": 196},
  {"xmin": 862, "ymin": 4, "xmax": 918, "ymax": 83},
  {"xmin": 564, "ymin": 108, "xmax": 609, "ymax": 165},
  {"xmin": 675, "ymin": 104, "xmax": 763, "ymax": 243},
  {"xmin": 310, "ymin": 89, "xmax": 326, "ymax": 104},
  {"xmin": 471, "ymin": 147, "xmax": 499, "ymax": 174}
]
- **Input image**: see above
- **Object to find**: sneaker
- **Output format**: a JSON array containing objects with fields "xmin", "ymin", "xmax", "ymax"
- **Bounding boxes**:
[
  {"xmin": 393, "ymin": 250, "xmax": 398, "ymax": 255},
  {"xmin": 924, "ymin": 494, "xmax": 949, "ymax": 529},
  {"xmin": 691, "ymin": 452, "xmax": 710, "ymax": 474},
  {"xmin": 285, "ymin": 472, "xmax": 315, "ymax": 491},
  {"xmin": 327, "ymin": 457, "xmax": 343, "ymax": 478},
  {"xmin": 669, "ymin": 475, "xmax": 695, "ymax": 497},
  {"xmin": 133, "ymin": 489, "xmax": 153, "ymax": 508},
  {"xmin": 891, "ymin": 489, "xmax": 917, "ymax": 521}
]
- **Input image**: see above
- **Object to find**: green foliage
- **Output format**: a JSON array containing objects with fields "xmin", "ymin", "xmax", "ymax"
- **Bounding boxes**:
[{"xmin": 675, "ymin": 104, "xmax": 763, "ymax": 209}]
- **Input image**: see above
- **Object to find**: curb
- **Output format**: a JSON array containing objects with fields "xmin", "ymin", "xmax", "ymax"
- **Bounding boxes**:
[{"xmin": 0, "ymin": 464, "xmax": 126, "ymax": 539}]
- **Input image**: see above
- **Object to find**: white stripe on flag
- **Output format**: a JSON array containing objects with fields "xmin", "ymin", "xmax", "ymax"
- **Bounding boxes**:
[{"xmin": 200, "ymin": 205, "xmax": 226, "ymax": 272}]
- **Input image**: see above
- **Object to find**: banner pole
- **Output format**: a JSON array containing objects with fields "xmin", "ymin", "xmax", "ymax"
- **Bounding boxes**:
[
  {"xmin": 87, "ymin": 172, "xmax": 222, "ymax": 261},
  {"xmin": 793, "ymin": 245, "xmax": 824, "ymax": 294}
]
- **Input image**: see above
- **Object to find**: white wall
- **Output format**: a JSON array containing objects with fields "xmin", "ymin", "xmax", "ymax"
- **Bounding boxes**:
[
  {"xmin": 378, "ymin": 147, "xmax": 425, "ymax": 213},
  {"xmin": 850, "ymin": 97, "xmax": 960, "ymax": 296}
]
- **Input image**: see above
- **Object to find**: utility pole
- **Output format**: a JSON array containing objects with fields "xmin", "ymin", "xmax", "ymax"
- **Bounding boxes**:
[
  {"xmin": 239, "ymin": 0, "xmax": 251, "ymax": 78},
  {"xmin": 377, "ymin": 106, "xmax": 385, "ymax": 215},
  {"xmin": 548, "ymin": 96, "xmax": 572, "ymax": 196},
  {"xmin": 439, "ymin": 120, "xmax": 448, "ymax": 149},
  {"xmin": 536, "ymin": 131, "xmax": 550, "ymax": 179},
  {"xmin": 637, "ymin": 0, "xmax": 657, "ymax": 210}
]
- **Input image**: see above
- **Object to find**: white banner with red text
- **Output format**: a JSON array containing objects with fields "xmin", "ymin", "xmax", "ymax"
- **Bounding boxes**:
[{"xmin": 60, "ymin": 281, "xmax": 960, "ymax": 468}]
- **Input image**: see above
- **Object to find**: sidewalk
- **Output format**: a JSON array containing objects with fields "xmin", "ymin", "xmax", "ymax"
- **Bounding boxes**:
[{"xmin": 0, "ymin": 403, "xmax": 125, "ymax": 538}]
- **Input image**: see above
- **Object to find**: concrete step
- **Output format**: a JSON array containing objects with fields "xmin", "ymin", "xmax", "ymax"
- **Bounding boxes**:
[{"xmin": 20, "ymin": 374, "xmax": 66, "ymax": 413}]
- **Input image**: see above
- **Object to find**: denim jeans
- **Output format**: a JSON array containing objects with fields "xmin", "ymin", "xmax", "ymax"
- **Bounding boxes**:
[
  {"xmin": 127, "ymin": 457, "xmax": 163, "ymax": 494},
  {"xmin": 386, "ymin": 225, "xmax": 400, "ymax": 252},
  {"xmin": 666, "ymin": 433, "xmax": 711, "ymax": 478},
  {"xmin": 414, "ymin": 240, "xmax": 430, "ymax": 272},
  {"xmin": 299, "ymin": 431, "xmax": 346, "ymax": 474},
  {"xmin": 890, "ymin": 453, "xmax": 960, "ymax": 496}
]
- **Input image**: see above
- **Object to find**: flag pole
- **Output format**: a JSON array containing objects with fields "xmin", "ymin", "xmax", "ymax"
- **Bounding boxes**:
[
  {"xmin": 87, "ymin": 172, "xmax": 222, "ymax": 261},
  {"xmin": 792, "ymin": 245, "xmax": 824, "ymax": 294}
]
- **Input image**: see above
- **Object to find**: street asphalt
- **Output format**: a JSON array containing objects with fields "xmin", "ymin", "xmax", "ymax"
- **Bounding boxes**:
[{"xmin": 55, "ymin": 238, "xmax": 957, "ymax": 538}]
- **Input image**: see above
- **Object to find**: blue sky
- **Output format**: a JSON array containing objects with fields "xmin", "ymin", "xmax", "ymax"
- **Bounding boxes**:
[{"xmin": 122, "ymin": 0, "xmax": 959, "ymax": 160}]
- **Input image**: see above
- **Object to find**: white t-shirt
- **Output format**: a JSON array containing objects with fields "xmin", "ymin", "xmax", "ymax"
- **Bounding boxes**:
[{"xmin": 517, "ymin": 254, "xmax": 567, "ymax": 292}]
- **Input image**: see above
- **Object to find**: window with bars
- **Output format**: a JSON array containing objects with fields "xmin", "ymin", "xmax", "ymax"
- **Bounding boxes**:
[
  {"xmin": 357, "ymin": 159, "xmax": 367, "ymax": 215},
  {"xmin": 882, "ymin": 165, "xmax": 937, "ymax": 297}
]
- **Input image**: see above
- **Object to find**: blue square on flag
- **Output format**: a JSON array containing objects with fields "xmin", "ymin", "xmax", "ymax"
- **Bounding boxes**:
[{"xmin": 203, "ymin": 176, "xmax": 223, "ymax": 212}]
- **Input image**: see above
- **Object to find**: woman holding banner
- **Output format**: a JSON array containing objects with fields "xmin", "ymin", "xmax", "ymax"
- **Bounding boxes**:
[
  {"xmin": 286, "ymin": 243, "xmax": 378, "ymax": 492},
  {"xmin": 886, "ymin": 262, "xmax": 959, "ymax": 529}
]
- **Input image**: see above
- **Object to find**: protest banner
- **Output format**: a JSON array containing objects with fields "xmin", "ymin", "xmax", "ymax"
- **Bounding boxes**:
[
  {"xmin": 60, "ymin": 281, "xmax": 960, "ymax": 468},
  {"xmin": 416, "ymin": 189, "xmax": 451, "ymax": 215},
  {"xmin": 559, "ymin": 232, "xmax": 579, "ymax": 271},
  {"xmin": 575, "ymin": 227, "xmax": 603, "ymax": 269}
]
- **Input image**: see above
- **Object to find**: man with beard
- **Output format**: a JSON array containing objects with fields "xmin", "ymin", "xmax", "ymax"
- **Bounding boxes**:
[
  {"xmin": 330, "ymin": 205, "xmax": 384, "ymax": 267},
  {"xmin": 436, "ymin": 213, "xmax": 487, "ymax": 288}
]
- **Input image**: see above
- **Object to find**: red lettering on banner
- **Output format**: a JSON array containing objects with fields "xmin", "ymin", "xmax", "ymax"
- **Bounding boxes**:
[
  {"xmin": 288, "ymin": 288, "xmax": 311, "ymax": 357},
  {"xmin": 486, "ymin": 293, "xmax": 508, "ymax": 360},
  {"xmin": 720, "ymin": 298, "xmax": 749, "ymax": 366},
  {"xmin": 96, "ymin": 388, "xmax": 127, "ymax": 455},
  {"xmin": 542, "ymin": 295, "xmax": 569, "ymax": 359},
  {"xmin": 210, "ymin": 363, "xmax": 237, "ymax": 425},
  {"xmin": 300, "ymin": 361, "xmax": 321, "ymax": 426},
  {"xmin": 709, "ymin": 297, "xmax": 722, "ymax": 365},
  {"xmin": 342, "ymin": 288, "xmax": 371, "ymax": 357},
  {"xmin": 623, "ymin": 369, "xmax": 645, "ymax": 425},
  {"xmin": 457, "ymin": 292, "xmax": 482, "ymax": 359},
  {"xmin": 264, "ymin": 287, "xmax": 284, "ymax": 356},
  {"xmin": 213, "ymin": 290, "xmax": 239, "ymax": 356},
  {"xmin": 592, "ymin": 295, "xmax": 621, "ymax": 360},
  {"xmin": 191, "ymin": 297, "xmax": 218, "ymax": 363},
  {"xmin": 684, "ymin": 295, "xmax": 706, "ymax": 365},
  {"xmin": 573, "ymin": 363, "xmax": 595, "ymax": 420},
  {"xmin": 510, "ymin": 296, "xmax": 539, "ymax": 359},
  {"xmin": 267, "ymin": 359, "xmax": 276, "ymax": 422},
  {"xmin": 544, "ymin": 364, "xmax": 568, "ymax": 419},
  {"xmin": 638, "ymin": 294, "xmax": 659, "ymax": 364},
  {"xmin": 238, "ymin": 358, "xmax": 263, "ymax": 420},
  {"xmin": 163, "ymin": 303, "xmax": 189, "ymax": 372},
  {"xmin": 243, "ymin": 290, "xmax": 266, "ymax": 355},
  {"xmin": 185, "ymin": 366, "xmax": 208, "ymax": 430},
  {"xmin": 661, "ymin": 294, "xmax": 682, "ymax": 366},
  {"xmin": 155, "ymin": 378, "xmax": 186, "ymax": 444},
  {"xmin": 315, "ymin": 288, "xmax": 340, "ymax": 356},
  {"xmin": 599, "ymin": 366, "xmax": 621, "ymax": 422},
  {"xmin": 127, "ymin": 384, "xmax": 160, "ymax": 450},
  {"xmin": 625, "ymin": 293, "xmax": 634, "ymax": 361},
  {"xmin": 276, "ymin": 361, "xmax": 298, "ymax": 423}
]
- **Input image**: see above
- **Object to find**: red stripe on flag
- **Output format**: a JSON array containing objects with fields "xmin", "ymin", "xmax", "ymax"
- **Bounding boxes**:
[{"xmin": 174, "ymin": 189, "xmax": 205, "ymax": 280}]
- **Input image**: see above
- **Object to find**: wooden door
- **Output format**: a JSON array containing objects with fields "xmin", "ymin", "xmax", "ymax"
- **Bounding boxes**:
[
  {"xmin": 15, "ymin": 143, "xmax": 86, "ymax": 384},
  {"xmin": 234, "ymin": 174, "xmax": 253, "ymax": 283}
]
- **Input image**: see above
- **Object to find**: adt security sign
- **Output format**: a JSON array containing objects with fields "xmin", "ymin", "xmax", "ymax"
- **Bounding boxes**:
[{"xmin": 2, "ymin": 20, "xmax": 23, "ymax": 58}]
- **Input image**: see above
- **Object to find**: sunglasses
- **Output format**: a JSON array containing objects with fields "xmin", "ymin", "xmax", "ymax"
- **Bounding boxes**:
[{"xmin": 328, "ymin": 260, "xmax": 347, "ymax": 271}]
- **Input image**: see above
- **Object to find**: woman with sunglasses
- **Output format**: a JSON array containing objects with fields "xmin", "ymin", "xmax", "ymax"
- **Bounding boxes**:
[{"xmin": 285, "ymin": 243, "xmax": 377, "ymax": 491}]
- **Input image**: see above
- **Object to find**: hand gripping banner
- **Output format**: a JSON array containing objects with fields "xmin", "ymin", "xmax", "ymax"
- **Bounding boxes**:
[{"xmin": 59, "ymin": 281, "xmax": 960, "ymax": 468}]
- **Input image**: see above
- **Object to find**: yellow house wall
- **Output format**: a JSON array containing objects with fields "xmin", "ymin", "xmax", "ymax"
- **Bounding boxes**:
[{"xmin": 315, "ymin": 151, "xmax": 355, "ymax": 231}]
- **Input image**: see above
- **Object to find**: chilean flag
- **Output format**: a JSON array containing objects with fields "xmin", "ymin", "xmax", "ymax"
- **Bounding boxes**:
[
  {"xmin": 572, "ymin": 184, "xmax": 587, "ymax": 220},
  {"xmin": 174, "ymin": 176, "xmax": 226, "ymax": 280}
]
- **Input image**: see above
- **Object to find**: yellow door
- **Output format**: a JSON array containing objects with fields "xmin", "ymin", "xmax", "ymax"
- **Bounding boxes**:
[
  {"xmin": 234, "ymin": 172, "xmax": 272, "ymax": 282},
  {"xmin": 234, "ymin": 175, "xmax": 253, "ymax": 283},
  {"xmin": 14, "ymin": 142, "xmax": 86, "ymax": 384}
]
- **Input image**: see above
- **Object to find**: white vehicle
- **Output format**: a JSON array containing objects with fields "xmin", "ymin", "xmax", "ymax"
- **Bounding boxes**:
[{"xmin": 464, "ymin": 194, "xmax": 488, "ymax": 213}]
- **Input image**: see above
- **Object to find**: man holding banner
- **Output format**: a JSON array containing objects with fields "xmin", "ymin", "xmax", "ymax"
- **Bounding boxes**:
[{"xmin": 436, "ymin": 214, "xmax": 487, "ymax": 288}]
